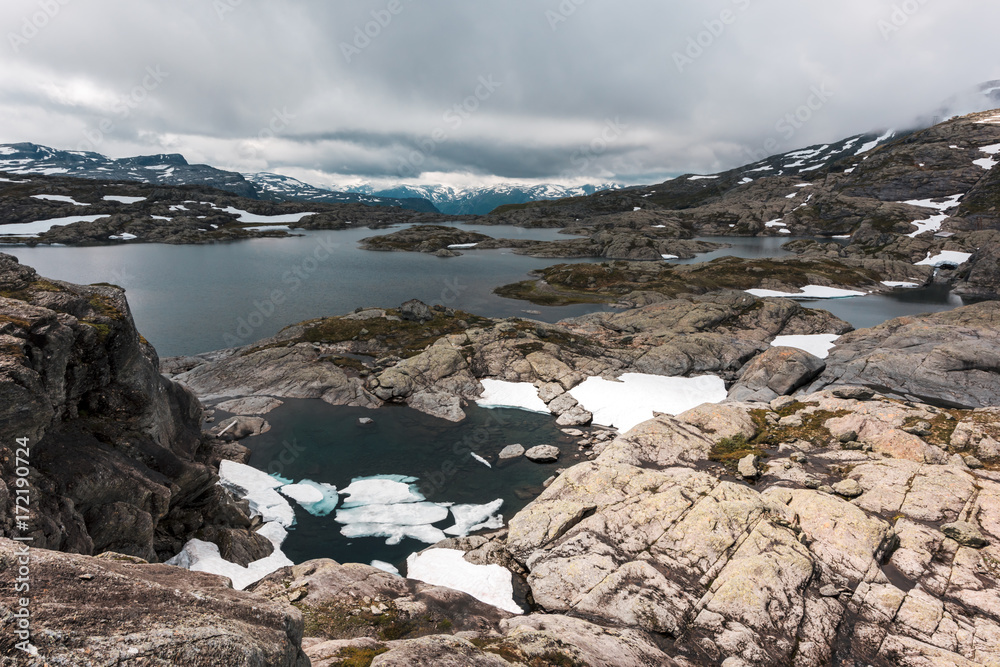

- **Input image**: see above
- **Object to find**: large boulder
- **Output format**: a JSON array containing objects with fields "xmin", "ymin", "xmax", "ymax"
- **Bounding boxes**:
[
  {"xmin": 249, "ymin": 559, "xmax": 512, "ymax": 640},
  {"xmin": 0, "ymin": 538, "xmax": 308, "ymax": 665},
  {"xmin": 808, "ymin": 302, "xmax": 1000, "ymax": 408},
  {"xmin": 728, "ymin": 346, "xmax": 826, "ymax": 402},
  {"xmin": 954, "ymin": 235, "xmax": 1000, "ymax": 298}
]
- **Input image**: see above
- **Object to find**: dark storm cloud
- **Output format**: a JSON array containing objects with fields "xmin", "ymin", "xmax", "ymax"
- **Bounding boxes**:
[{"xmin": 2, "ymin": 0, "xmax": 999, "ymax": 186}]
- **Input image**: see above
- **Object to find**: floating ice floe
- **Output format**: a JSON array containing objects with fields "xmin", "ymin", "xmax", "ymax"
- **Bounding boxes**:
[
  {"xmin": 32, "ymin": 194, "xmax": 90, "ymax": 206},
  {"xmin": 222, "ymin": 206, "xmax": 318, "ymax": 224},
  {"xmin": 569, "ymin": 373, "xmax": 727, "ymax": 433},
  {"xmin": 340, "ymin": 475, "xmax": 424, "ymax": 508},
  {"xmin": 0, "ymin": 215, "xmax": 110, "ymax": 237},
  {"xmin": 447, "ymin": 243, "xmax": 478, "ymax": 249},
  {"xmin": 471, "ymin": 452, "xmax": 492, "ymax": 468},
  {"xmin": 445, "ymin": 499, "xmax": 504, "ymax": 537},
  {"xmin": 770, "ymin": 334, "xmax": 840, "ymax": 360},
  {"xmin": 167, "ymin": 521, "xmax": 293, "ymax": 591},
  {"xmin": 336, "ymin": 502, "xmax": 450, "ymax": 527},
  {"xmin": 104, "ymin": 195, "xmax": 147, "ymax": 204},
  {"xmin": 284, "ymin": 479, "xmax": 339, "ymax": 516},
  {"xmin": 476, "ymin": 379, "xmax": 549, "ymax": 414},
  {"xmin": 341, "ymin": 522, "xmax": 447, "ymax": 546},
  {"xmin": 406, "ymin": 548, "xmax": 523, "ymax": 614},
  {"xmin": 336, "ymin": 475, "xmax": 444, "ymax": 545},
  {"xmin": 915, "ymin": 251, "xmax": 973, "ymax": 268},
  {"xmin": 371, "ymin": 560, "xmax": 400, "ymax": 576},
  {"xmin": 281, "ymin": 483, "xmax": 325, "ymax": 504},
  {"xmin": 746, "ymin": 285, "xmax": 867, "ymax": 299}
]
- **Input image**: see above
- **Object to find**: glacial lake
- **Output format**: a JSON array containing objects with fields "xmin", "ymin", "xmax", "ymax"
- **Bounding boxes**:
[
  {"xmin": 3, "ymin": 226, "xmax": 976, "ymax": 571},
  {"xmin": 4, "ymin": 226, "xmax": 971, "ymax": 356},
  {"xmin": 239, "ymin": 399, "xmax": 572, "ymax": 571}
]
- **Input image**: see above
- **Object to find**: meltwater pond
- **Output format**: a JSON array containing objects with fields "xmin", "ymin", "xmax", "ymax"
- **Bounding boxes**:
[{"xmin": 239, "ymin": 399, "xmax": 572, "ymax": 572}]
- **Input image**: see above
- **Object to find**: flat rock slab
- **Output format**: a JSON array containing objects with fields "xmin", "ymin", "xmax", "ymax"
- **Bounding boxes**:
[
  {"xmin": 499, "ymin": 444, "xmax": 526, "ymax": 460},
  {"xmin": 214, "ymin": 396, "xmax": 285, "ymax": 415},
  {"xmin": 525, "ymin": 445, "xmax": 560, "ymax": 463}
]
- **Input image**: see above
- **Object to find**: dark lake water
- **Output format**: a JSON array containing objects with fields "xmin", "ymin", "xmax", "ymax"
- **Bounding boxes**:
[
  {"xmin": 4, "ymin": 227, "xmax": 972, "ymax": 355},
  {"xmin": 241, "ymin": 400, "xmax": 572, "ymax": 571},
  {"xmin": 5, "ymin": 225, "xmax": 610, "ymax": 357}
]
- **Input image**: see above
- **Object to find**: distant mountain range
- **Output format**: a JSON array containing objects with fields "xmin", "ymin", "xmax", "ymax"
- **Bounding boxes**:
[
  {"xmin": 0, "ymin": 143, "xmax": 624, "ymax": 216},
  {"xmin": 330, "ymin": 182, "xmax": 625, "ymax": 215},
  {"xmin": 0, "ymin": 143, "xmax": 438, "ymax": 213}
]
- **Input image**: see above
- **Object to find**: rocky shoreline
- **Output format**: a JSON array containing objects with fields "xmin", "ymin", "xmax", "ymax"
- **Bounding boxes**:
[
  {"xmin": 2, "ymin": 246, "xmax": 998, "ymax": 663},
  {"xmin": 2, "ymin": 107, "xmax": 1000, "ymax": 666},
  {"xmin": 0, "ymin": 174, "xmax": 451, "ymax": 246}
]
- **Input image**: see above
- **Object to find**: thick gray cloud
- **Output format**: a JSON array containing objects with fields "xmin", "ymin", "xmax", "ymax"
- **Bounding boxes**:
[{"xmin": 1, "ymin": 0, "xmax": 998, "ymax": 187}]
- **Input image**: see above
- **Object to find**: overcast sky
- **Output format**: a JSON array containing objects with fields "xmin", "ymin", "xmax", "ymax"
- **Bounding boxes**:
[{"xmin": 2, "ymin": 0, "xmax": 999, "ymax": 189}]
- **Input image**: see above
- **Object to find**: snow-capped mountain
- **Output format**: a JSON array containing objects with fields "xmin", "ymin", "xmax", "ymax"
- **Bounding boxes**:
[
  {"xmin": 0, "ymin": 143, "xmax": 260, "ymax": 198},
  {"xmin": 0, "ymin": 144, "xmax": 438, "ymax": 212},
  {"xmin": 242, "ymin": 172, "xmax": 439, "ymax": 212},
  {"xmin": 337, "ymin": 182, "xmax": 624, "ymax": 215}
]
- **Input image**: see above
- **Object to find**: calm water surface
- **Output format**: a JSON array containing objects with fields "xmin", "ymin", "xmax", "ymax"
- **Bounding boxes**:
[
  {"xmin": 5, "ymin": 229, "xmax": 968, "ymax": 354},
  {"xmin": 6, "ymin": 225, "xmax": 609, "ymax": 356},
  {"xmin": 243, "ymin": 400, "xmax": 571, "ymax": 570}
]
